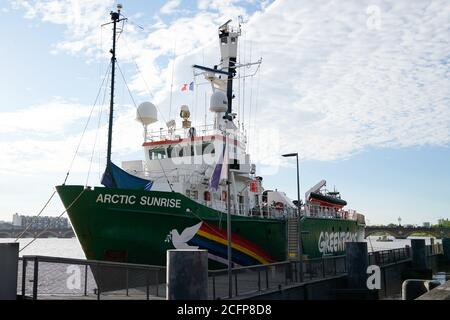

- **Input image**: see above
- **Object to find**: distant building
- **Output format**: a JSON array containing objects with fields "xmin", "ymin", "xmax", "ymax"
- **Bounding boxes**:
[
  {"xmin": 11, "ymin": 213, "xmax": 69, "ymax": 230},
  {"xmin": 0, "ymin": 221, "xmax": 13, "ymax": 230},
  {"xmin": 12, "ymin": 213, "xmax": 22, "ymax": 226},
  {"xmin": 422, "ymin": 222, "xmax": 431, "ymax": 228}
]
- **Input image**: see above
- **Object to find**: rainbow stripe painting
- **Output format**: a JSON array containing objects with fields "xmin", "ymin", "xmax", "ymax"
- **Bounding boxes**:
[{"xmin": 188, "ymin": 222, "xmax": 274, "ymax": 266}]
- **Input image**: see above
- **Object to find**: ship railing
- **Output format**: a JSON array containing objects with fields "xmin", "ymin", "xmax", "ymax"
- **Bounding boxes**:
[
  {"xmin": 208, "ymin": 255, "xmax": 347, "ymax": 300},
  {"xmin": 145, "ymin": 124, "xmax": 247, "ymax": 145},
  {"xmin": 133, "ymin": 168, "xmax": 206, "ymax": 184},
  {"xmin": 17, "ymin": 255, "xmax": 166, "ymax": 300},
  {"xmin": 303, "ymin": 204, "xmax": 359, "ymax": 221}
]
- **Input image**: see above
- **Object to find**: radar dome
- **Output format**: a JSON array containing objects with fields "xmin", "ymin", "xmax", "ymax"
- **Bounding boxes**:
[
  {"xmin": 210, "ymin": 91, "xmax": 228, "ymax": 113},
  {"xmin": 136, "ymin": 102, "xmax": 157, "ymax": 125}
]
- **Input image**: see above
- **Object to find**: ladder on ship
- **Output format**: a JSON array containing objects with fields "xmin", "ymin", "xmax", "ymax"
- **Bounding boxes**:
[{"xmin": 287, "ymin": 217, "xmax": 300, "ymax": 259}]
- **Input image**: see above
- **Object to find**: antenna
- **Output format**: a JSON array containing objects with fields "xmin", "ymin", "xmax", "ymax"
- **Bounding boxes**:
[
  {"xmin": 219, "ymin": 19, "xmax": 232, "ymax": 31},
  {"xmin": 104, "ymin": 5, "xmax": 127, "ymax": 167}
]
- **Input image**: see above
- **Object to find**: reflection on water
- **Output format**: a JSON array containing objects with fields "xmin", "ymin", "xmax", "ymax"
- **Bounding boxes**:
[{"xmin": 0, "ymin": 238, "xmax": 85, "ymax": 259}]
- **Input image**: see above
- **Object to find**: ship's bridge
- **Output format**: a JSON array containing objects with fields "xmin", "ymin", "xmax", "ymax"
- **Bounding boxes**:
[{"xmin": 141, "ymin": 124, "xmax": 249, "ymax": 173}]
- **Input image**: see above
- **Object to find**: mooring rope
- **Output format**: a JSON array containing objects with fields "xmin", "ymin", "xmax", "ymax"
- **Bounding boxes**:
[
  {"xmin": 19, "ymin": 189, "xmax": 86, "ymax": 253},
  {"xmin": 14, "ymin": 190, "xmax": 57, "ymax": 242}
]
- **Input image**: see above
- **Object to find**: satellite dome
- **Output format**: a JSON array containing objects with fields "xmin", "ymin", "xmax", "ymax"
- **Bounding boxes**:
[
  {"xmin": 210, "ymin": 91, "xmax": 228, "ymax": 113},
  {"xmin": 136, "ymin": 102, "xmax": 157, "ymax": 125}
]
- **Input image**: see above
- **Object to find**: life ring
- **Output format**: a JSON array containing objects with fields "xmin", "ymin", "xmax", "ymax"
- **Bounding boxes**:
[
  {"xmin": 204, "ymin": 191, "xmax": 211, "ymax": 202},
  {"xmin": 221, "ymin": 191, "xmax": 227, "ymax": 201}
]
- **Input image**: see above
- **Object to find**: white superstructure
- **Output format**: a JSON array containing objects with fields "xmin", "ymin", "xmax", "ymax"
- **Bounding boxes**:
[{"xmin": 123, "ymin": 20, "xmax": 360, "ymax": 222}]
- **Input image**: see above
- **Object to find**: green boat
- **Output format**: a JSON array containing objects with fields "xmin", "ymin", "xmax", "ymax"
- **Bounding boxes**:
[{"xmin": 57, "ymin": 8, "xmax": 365, "ymax": 268}]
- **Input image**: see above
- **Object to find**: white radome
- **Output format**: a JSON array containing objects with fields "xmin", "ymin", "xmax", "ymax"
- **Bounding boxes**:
[
  {"xmin": 136, "ymin": 102, "xmax": 158, "ymax": 125},
  {"xmin": 210, "ymin": 91, "xmax": 228, "ymax": 113}
]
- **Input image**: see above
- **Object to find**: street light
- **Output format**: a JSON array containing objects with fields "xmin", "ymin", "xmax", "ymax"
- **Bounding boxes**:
[{"xmin": 282, "ymin": 152, "xmax": 303, "ymax": 282}]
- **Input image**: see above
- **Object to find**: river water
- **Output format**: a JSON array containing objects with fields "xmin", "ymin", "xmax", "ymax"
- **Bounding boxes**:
[{"xmin": 0, "ymin": 236, "xmax": 441, "ymax": 259}]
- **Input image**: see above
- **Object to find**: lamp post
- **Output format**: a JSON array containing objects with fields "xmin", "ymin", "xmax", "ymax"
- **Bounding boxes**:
[
  {"xmin": 224, "ymin": 119, "xmax": 232, "ymax": 299},
  {"xmin": 282, "ymin": 152, "xmax": 303, "ymax": 282}
]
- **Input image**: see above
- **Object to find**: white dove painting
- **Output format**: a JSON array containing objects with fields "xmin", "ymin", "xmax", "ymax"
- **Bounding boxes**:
[{"xmin": 167, "ymin": 222, "xmax": 203, "ymax": 249}]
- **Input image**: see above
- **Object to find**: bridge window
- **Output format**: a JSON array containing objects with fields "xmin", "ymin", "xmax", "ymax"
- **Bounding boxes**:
[
  {"xmin": 167, "ymin": 144, "xmax": 195, "ymax": 158},
  {"xmin": 149, "ymin": 148, "xmax": 166, "ymax": 160}
]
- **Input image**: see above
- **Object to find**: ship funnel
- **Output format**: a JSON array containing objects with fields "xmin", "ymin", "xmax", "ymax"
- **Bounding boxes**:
[
  {"xmin": 210, "ymin": 91, "xmax": 228, "ymax": 113},
  {"xmin": 136, "ymin": 102, "xmax": 158, "ymax": 125}
]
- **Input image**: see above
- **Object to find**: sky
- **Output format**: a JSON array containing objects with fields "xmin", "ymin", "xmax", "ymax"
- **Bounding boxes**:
[{"xmin": 0, "ymin": 0, "xmax": 449, "ymax": 226}]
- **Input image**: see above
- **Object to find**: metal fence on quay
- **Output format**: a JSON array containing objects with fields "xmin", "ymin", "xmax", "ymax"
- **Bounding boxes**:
[
  {"xmin": 18, "ymin": 254, "xmax": 347, "ymax": 300},
  {"xmin": 18, "ymin": 255, "xmax": 166, "ymax": 300},
  {"xmin": 18, "ymin": 245, "xmax": 442, "ymax": 300},
  {"xmin": 367, "ymin": 244, "xmax": 443, "ymax": 266},
  {"xmin": 208, "ymin": 255, "xmax": 347, "ymax": 300}
]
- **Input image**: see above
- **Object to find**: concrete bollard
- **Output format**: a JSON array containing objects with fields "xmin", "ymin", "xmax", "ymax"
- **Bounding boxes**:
[
  {"xmin": 442, "ymin": 238, "xmax": 450, "ymax": 262},
  {"xmin": 411, "ymin": 239, "xmax": 426, "ymax": 269},
  {"xmin": 402, "ymin": 279, "xmax": 442, "ymax": 300},
  {"xmin": 346, "ymin": 242, "xmax": 368, "ymax": 289},
  {"xmin": 0, "ymin": 243, "xmax": 19, "ymax": 300},
  {"xmin": 166, "ymin": 249, "xmax": 208, "ymax": 300}
]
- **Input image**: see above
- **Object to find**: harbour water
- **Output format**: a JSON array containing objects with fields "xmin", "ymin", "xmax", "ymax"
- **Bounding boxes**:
[{"xmin": 0, "ymin": 236, "xmax": 441, "ymax": 260}]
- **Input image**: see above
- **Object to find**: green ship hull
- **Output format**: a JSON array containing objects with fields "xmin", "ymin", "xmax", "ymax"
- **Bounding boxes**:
[{"xmin": 56, "ymin": 185, "xmax": 362, "ymax": 267}]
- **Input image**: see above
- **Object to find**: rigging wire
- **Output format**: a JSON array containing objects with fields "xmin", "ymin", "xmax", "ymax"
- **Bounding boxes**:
[
  {"xmin": 19, "ymin": 189, "xmax": 86, "ymax": 253},
  {"xmin": 194, "ymin": 77, "xmax": 199, "ymax": 126},
  {"xmin": 157, "ymin": 156, "xmax": 174, "ymax": 192},
  {"xmin": 14, "ymin": 191, "xmax": 56, "ymax": 242},
  {"xmin": 17, "ymin": 16, "xmax": 144, "ymax": 249},
  {"xmin": 116, "ymin": 61, "xmax": 147, "ymax": 133},
  {"xmin": 117, "ymin": 61, "xmax": 175, "ymax": 190},
  {"xmin": 251, "ymin": 60, "xmax": 262, "ymax": 154},
  {"xmin": 121, "ymin": 36, "xmax": 170, "ymax": 129},
  {"xmin": 85, "ymin": 67, "xmax": 110, "ymax": 185},
  {"xmin": 62, "ymin": 62, "xmax": 112, "ymax": 185},
  {"xmin": 168, "ymin": 40, "xmax": 177, "ymax": 121},
  {"xmin": 16, "ymin": 64, "xmax": 111, "ymax": 243},
  {"xmin": 15, "ymin": 62, "xmax": 113, "ymax": 243},
  {"xmin": 242, "ymin": 31, "xmax": 247, "ymax": 127},
  {"xmin": 247, "ymin": 41, "xmax": 253, "ymax": 152},
  {"xmin": 116, "ymin": 62, "xmax": 140, "ymax": 113}
]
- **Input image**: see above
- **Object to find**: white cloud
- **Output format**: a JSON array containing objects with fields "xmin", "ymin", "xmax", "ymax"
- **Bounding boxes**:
[
  {"xmin": 7, "ymin": 0, "xmax": 450, "ymax": 168},
  {"xmin": 0, "ymin": 98, "xmax": 94, "ymax": 135},
  {"xmin": 160, "ymin": 0, "xmax": 181, "ymax": 15},
  {"xmin": 0, "ymin": 97, "xmax": 144, "ymax": 176}
]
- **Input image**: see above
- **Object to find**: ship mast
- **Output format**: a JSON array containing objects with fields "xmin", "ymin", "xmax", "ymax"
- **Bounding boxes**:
[
  {"xmin": 104, "ymin": 4, "xmax": 126, "ymax": 166},
  {"xmin": 218, "ymin": 20, "xmax": 238, "ymax": 120}
]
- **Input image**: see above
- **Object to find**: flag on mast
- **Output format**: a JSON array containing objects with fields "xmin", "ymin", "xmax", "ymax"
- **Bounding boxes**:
[
  {"xmin": 209, "ymin": 141, "xmax": 228, "ymax": 191},
  {"xmin": 181, "ymin": 81, "xmax": 194, "ymax": 92}
]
